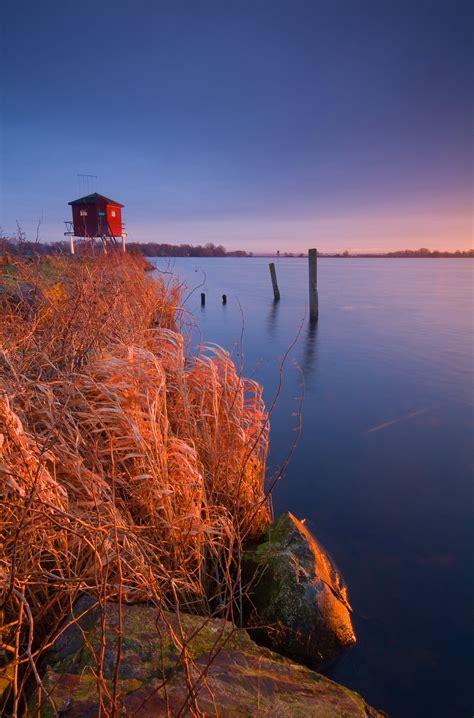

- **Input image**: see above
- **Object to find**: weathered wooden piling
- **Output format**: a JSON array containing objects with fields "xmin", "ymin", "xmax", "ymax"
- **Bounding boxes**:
[
  {"xmin": 200, "ymin": 292, "xmax": 206, "ymax": 306},
  {"xmin": 222, "ymin": 294, "xmax": 227, "ymax": 304},
  {"xmin": 269, "ymin": 262, "xmax": 281, "ymax": 301},
  {"xmin": 308, "ymin": 248, "xmax": 318, "ymax": 321}
]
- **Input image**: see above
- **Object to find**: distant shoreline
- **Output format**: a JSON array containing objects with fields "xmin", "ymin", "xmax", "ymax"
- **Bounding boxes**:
[
  {"xmin": 1, "ymin": 236, "xmax": 472, "ymax": 260},
  {"xmin": 251, "ymin": 253, "xmax": 474, "ymax": 259},
  {"xmin": 148, "ymin": 253, "xmax": 473, "ymax": 259}
]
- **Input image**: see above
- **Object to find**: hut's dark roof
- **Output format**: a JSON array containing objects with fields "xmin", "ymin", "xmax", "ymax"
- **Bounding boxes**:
[{"xmin": 68, "ymin": 193, "xmax": 124, "ymax": 207}]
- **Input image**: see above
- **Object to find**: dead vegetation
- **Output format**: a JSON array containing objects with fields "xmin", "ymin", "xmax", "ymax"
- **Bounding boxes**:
[{"xmin": 0, "ymin": 251, "xmax": 271, "ymax": 715}]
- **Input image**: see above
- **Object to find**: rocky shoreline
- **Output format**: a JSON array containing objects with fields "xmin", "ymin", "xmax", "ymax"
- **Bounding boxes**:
[
  {"xmin": 26, "ymin": 513, "xmax": 386, "ymax": 717},
  {"xmin": 31, "ymin": 596, "xmax": 384, "ymax": 717}
]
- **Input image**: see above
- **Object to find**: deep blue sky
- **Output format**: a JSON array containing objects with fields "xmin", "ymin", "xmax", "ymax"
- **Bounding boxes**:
[{"xmin": 1, "ymin": 0, "xmax": 472, "ymax": 251}]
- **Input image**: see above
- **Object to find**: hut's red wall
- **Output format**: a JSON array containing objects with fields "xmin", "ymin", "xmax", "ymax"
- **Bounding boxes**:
[
  {"xmin": 106, "ymin": 205, "xmax": 122, "ymax": 236},
  {"xmin": 72, "ymin": 199, "xmax": 122, "ymax": 237}
]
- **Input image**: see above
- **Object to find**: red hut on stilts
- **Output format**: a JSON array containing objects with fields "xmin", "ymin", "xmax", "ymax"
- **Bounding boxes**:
[{"xmin": 64, "ymin": 193, "xmax": 126, "ymax": 254}]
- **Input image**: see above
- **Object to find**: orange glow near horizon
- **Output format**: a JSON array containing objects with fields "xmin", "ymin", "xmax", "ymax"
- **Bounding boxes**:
[{"xmin": 126, "ymin": 200, "xmax": 473, "ymax": 254}]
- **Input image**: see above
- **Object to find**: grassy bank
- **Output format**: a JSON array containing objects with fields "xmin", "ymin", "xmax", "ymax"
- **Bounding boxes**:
[{"xmin": 0, "ymin": 252, "xmax": 271, "ymax": 714}]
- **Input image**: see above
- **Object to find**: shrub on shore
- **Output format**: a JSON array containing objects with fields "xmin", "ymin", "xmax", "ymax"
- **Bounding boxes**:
[{"xmin": 0, "ymin": 251, "xmax": 270, "ymax": 714}]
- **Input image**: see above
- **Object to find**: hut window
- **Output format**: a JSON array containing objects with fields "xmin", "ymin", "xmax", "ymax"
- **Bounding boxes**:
[
  {"xmin": 111, "ymin": 210, "xmax": 116, "ymax": 217},
  {"xmin": 80, "ymin": 210, "xmax": 87, "ymax": 216}
]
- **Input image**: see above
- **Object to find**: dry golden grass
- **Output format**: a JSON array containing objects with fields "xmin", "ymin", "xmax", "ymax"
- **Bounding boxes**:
[{"xmin": 0, "ymin": 251, "xmax": 271, "ymax": 716}]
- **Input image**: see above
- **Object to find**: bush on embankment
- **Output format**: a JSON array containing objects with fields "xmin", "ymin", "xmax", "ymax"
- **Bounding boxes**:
[{"xmin": 0, "ymin": 251, "xmax": 270, "ymax": 714}]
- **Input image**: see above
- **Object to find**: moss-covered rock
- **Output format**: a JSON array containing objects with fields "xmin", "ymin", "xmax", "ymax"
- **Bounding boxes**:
[
  {"xmin": 242, "ymin": 512, "xmax": 356, "ymax": 668},
  {"xmin": 30, "ymin": 597, "xmax": 384, "ymax": 717}
]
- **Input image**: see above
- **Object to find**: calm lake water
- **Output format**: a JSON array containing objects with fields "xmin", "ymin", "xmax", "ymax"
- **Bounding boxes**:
[{"xmin": 152, "ymin": 257, "xmax": 473, "ymax": 718}]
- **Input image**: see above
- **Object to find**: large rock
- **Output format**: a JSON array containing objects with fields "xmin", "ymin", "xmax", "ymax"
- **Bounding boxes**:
[
  {"xmin": 30, "ymin": 598, "xmax": 384, "ymax": 717},
  {"xmin": 242, "ymin": 512, "xmax": 356, "ymax": 668}
]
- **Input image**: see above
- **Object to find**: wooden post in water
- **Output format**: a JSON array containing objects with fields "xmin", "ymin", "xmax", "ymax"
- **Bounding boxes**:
[
  {"xmin": 222, "ymin": 294, "xmax": 227, "ymax": 305},
  {"xmin": 269, "ymin": 262, "xmax": 281, "ymax": 301},
  {"xmin": 308, "ymin": 248, "xmax": 318, "ymax": 321},
  {"xmin": 200, "ymin": 292, "xmax": 206, "ymax": 306}
]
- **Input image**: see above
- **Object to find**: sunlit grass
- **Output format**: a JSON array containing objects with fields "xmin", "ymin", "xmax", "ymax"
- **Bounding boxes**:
[{"xmin": 0, "ymin": 251, "xmax": 271, "ymax": 714}]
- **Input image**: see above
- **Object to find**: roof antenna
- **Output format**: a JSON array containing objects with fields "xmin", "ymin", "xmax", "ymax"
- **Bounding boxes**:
[{"xmin": 77, "ymin": 173, "xmax": 98, "ymax": 195}]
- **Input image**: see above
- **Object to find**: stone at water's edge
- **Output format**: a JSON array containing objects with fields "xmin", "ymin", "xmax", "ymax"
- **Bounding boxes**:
[
  {"xmin": 242, "ymin": 512, "xmax": 356, "ymax": 668},
  {"xmin": 30, "ymin": 598, "xmax": 385, "ymax": 717}
]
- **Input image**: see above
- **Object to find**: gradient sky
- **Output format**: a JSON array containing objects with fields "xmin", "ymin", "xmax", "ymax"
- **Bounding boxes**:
[{"xmin": 1, "ymin": 0, "xmax": 472, "ymax": 252}]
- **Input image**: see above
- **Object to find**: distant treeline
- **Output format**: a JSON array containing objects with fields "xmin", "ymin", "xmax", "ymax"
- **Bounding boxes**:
[
  {"xmin": 0, "ymin": 233, "xmax": 471, "ymax": 259},
  {"xmin": 328, "ymin": 248, "xmax": 474, "ymax": 258},
  {"xmin": 274, "ymin": 249, "xmax": 474, "ymax": 258},
  {"xmin": 0, "ymin": 235, "xmax": 251, "ymax": 258},
  {"xmin": 126, "ymin": 242, "xmax": 251, "ymax": 257}
]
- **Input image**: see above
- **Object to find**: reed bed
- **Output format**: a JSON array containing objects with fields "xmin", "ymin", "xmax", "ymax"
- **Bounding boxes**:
[{"xmin": 0, "ymin": 251, "xmax": 271, "ymax": 716}]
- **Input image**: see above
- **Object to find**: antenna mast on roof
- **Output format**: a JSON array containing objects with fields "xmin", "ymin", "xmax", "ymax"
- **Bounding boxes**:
[{"xmin": 77, "ymin": 173, "xmax": 98, "ymax": 195}]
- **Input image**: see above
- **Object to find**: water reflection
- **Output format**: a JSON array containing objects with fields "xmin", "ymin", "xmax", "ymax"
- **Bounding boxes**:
[
  {"xmin": 266, "ymin": 299, "xmax": 280, "ymax": 340},
  {"xmin": 302, "ymin": 319, "xmax": 319, "ymax": 383}
]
